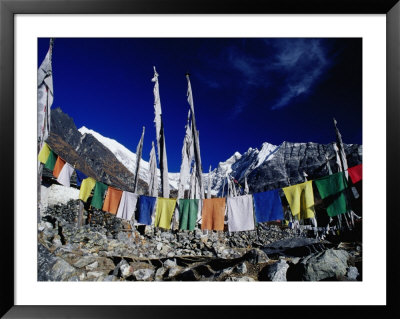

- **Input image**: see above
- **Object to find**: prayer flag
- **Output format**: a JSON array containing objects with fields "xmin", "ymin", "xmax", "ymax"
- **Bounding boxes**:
[
  {"xmin": 154, "ymin": 198, "xmax": 177, "ymax": 229},
  {"xmin": 75, "ymin": 169, "xmax": 88, "ymax": 187},
  {"xmin": 227, "ymin": 195, "xmax": 255, "ymax": 232},
  {"xmin": 79, "ymin": 177, "xmax": 96, "ymax": 202},
  {"xmin": 102, "ymin": 186, "xmax": 123, "ymax": 215},
  {"xmin": 53, "ymin": 156, "xmax": 66, "ymax": 178},
  {"xmin": 333, "ymin": 118, "xmax": 349, "ymax": 180},
  {"xmin": 348, "ymin": 164, "xmax": 362, "ymax": 184},
  {"xmin": 148, "ymin": 141, "xmax": 158, "ymax": 197},
  {"xmin": 314, "ymin": 172, "xmax": 348, "ymax": 217},
  {"xmin": 201, "ymin": 198, "xmax": 226, "ymax": 231},
  {"xmin": 116, "ymin": 191, "xmax": 139, "ymax": 221},
  {"xmin": 152, "ymin": 67, "xmax": 170, "ymax": 198},
  {"xmin": 186, "ymin": 74, "xmax": 204, "ymax": 199},
  {"xmin": 283, "ymin": 181, "xmax": 315, "ymax": 220},
  {"xmin": 38, "ymin": 143, "xmax": 51, "ymax": 164},
  {"xmin": 253, "ymin": 189, "xmax": 284, "ymax": 223},
  {"xmin": 91, "ymin": 181, "xmax": 108, "ymax": 210},
  {"xmin": 44, "ymin": 150, "xmax": 57, "ymax": 171},
  {"xmin": 178, "ymin": 110, "xmax": 194, "ymax": 199},
  {"xmin": 137, "ymin": 196, "xmax": 157, "ymax": 225},
  {"xmin": 133, "ymin": 127, "xmax": 145, "ymax": 193},
  {"xmin": 57, "ymin": 162, "xmax": 74, "ymax": 187},
  {"xmin": 37, "ymin": 39, "xmax": 54, "ymax": 151},
  {"xmin": 207, "ymin": 165, "xmax": 212, "ymax": 199},
  {"xmin": 178, "ymin": 199, "xmax": 199, "ymax": 231}
]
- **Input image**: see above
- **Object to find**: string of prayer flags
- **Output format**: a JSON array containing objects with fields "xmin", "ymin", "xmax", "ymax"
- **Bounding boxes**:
[
  {"xmin": 91, "ymin": 181, "xmax": 108, "ymax": 210},
  {"xmin": 154, "ymin": 198, "xmax": 177, "ymax": 229},
  {"xmin": 44, "ymin": 149, "xmax": 57, "ymax": 171},
  {"xmin": 38, "ymin": 142, "xmax": 51, "ymax": 164},
  {"xmin": 201, "ymin": 198, "xmax": 226, "ymax": 231},
  {"xmin": 137, "ymin": 196, "xmax": 157, "ymax": 225},
  {"xmin": 37, "ymin": 141, "xmax": 362, "ymax": 229},
  {"xmin": 178, "ymin": 199, "xmax": 199, "ymax": 231},
  {"xmin": 283, "ymin": 181, "xmax": 315, "ymax": 220},
  {"xmin": 227, "ymin": 194, "xmax": 255, "ymax": 232},
  {"xmin": 348, "ymin": 164, "xmax": 362, "ymax": 184},
  {"xmin": 116, "ymin": 191, "xmax": 139, "ymax": 221},
  {"xmin": 253, "ymin": 189, "xmax": 284, "ymax": 223},
  {"xmin": 75, "ymin": 169, "xmax": 88, "ymax": 187},
  {"xmin": 102, "ymin": 186, "xmax": 123, "ymax": 215},
  {"xmin": 79, "ymin": 177, "xmax": 96, "ymax": 202},
  {"xmin": 314, "ymin": 172, "xmax": 348, "ymax": 217},
  {"xmin": 53, "ymin": 156, "xmax": 66, "ymax": 178},
  {"xmin": 57, "ymin": 162, "xmax": 74, "ymax": 187}
]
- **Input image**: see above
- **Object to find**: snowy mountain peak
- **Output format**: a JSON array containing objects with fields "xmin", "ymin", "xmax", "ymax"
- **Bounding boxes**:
[
  {"xmin": 78, "ymin": 126, "xmax": 147, "ymax": 172},
  {"xmin": 77, "ymin": 126, "xmax": 282, "ymax": 195},
  {"xmin": 256, "ymin": 142, "xmax": 279, "ymax": 168},
  {"xmin": 225, "ymin": 152, "xmax": 242, "ymax": 164}
]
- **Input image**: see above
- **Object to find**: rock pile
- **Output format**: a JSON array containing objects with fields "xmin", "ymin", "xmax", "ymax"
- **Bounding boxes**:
[{"xmin": 38, "ymin": 199, "xmax": 362, "ymax": 282}]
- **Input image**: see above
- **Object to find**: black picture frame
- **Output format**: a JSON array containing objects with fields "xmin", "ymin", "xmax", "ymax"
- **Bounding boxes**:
[{"xmin": 1, "ymin": 0, "xmax": 399, "ymax": 318}]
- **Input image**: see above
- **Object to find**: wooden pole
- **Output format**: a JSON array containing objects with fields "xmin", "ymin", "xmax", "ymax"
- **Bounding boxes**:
[
  {"xmin": 77, "ymin": 200, "xmax": 84, "ymax": 228},
  {"xmin": 37, "ymin": 163, "xmax": 43, "ymax": 223}
]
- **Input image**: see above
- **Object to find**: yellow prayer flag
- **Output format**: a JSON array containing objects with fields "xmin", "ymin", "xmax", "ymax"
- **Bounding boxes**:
[
  {"xmin": 79, "ymin": 177, "xmax": 96, "ymax": 202},
  {"xmin": 154, "ymin": 198, "xmax": 177, "ymax": 229},
  {"xmin": 38, "ymin": 143, "xmax": 51, "ymax": 164},
  {"xmin": 283, "ymin": 181, "xmax": 315, "ymax": 219}
]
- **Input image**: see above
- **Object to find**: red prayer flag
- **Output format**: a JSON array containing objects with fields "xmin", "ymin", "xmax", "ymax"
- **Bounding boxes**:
[{"xmin": 348, "ymin": 164, "xmax": 362, "ymax": 184}]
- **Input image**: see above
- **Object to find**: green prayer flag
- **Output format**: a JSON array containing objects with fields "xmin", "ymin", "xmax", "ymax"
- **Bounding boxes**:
[
  {"xmin": 179, "ymin": 199, "xmax": 198, "ymax": 231},
  {"xmin": 91, "ymin": 182, "xmax": 108, "ymax": 209},
  {"xmin": 44, "ymin": 150, "xmax": 57, "ymax": 171},
  {"xmin": 314, "ymin": 172, "xmax": 348, "ymax": 217}
]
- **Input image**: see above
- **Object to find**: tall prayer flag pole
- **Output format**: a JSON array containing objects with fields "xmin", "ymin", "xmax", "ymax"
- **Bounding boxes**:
[
  {"xmin": 207, "ymin": 165, "xmax": 212, "ymax": 199},
  {"xmin": 333, "ymin": 118, "xmax": 349, "ymax": 179},
  {"xmin": 152, "ymin": 67, "xmax": 170, "ymax": 198},
  {"xmin": 178, "ymin": 110, "xmax": 194, "ymax": 199},
  {"xmin": 333, "ymin": 118, "xmax": 355, "ymax": 229},
  {"xmin": 186, "ymin": 73, "xmax": 204, "ymax": 199},
  {"xmin": 148, "ymin": 141, "xmax": 158, "ymax": 197},
  {"xmin": 133, "ymin": 126, "xmax": 145, "ymax": 193},
  {"xmin": 244, "ymin": 176, "xmax": 249, "ymax": 194},
  {"xmin": 189, "ymin": 162, "xmax": 198, "ymax": 199},
  {"xmin": 37, "ymin": 38, "xmax": 54, "ymax": 223},
  {"xmin": 38, "ymin": 38, "xmax": 54, "ymax": 155}
]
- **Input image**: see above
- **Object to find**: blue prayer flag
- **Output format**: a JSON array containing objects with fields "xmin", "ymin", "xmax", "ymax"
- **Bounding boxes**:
[
  {"xmin": 75, "ymin": 169, "xmax": 88, "ymax": 187},
  {"xmin": 253, "ymin": 189, "xmax": 284, "ymax": 223},
  {"xmin": 137, "ymin": 196, "xmax": 157, "ymax": 225}
]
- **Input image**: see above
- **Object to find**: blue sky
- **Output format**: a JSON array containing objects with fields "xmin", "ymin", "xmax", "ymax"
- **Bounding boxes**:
[{"xmin": 38, "ymin": 38, "xmax": 362, "ymax": 172}]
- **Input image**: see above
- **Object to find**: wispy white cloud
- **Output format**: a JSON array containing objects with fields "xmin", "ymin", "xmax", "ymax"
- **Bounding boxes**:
[
  {"xmin": 227, "ymin": 47, "xmax": 269, "ymax": 87},
  {"xmin": 270, "ymin": 39, "xmax": 330, "ymax": 110},
  {"xmin": 195, "ymin": 72, "xmax": 221, "ymax": 89},
  {"xmin": 227, "ymin": 39, "xmax": 331, "ymax": 113},
  {"xmin": 195, "ymin": 39, "xmax": 333, "ymax": 117}
]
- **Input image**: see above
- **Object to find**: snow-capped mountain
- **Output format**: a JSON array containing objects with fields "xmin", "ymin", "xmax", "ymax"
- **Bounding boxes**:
[
  {"xmin": 78, "ymin": 126, "xmax": 363, "ymax": 196},
  {"xmin": 49, "ymin": 108, "xmax": 362, "ymax": 197},
  {"xmin": 78, "ymin": 126, "xmax": 180, "ymax": 190},
  {"xmin": 77, "ymin": 127, "xmax": 283, "ymax": 196},
  {"xmin": 77, "ymin": 125, "xmax": 285, "ymax": 196}
]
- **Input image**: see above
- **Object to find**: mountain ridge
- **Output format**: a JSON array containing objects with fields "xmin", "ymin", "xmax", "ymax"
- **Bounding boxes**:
[{"xmin": 48, "ymin": 107, "xmax": 362, "ymax": 196}]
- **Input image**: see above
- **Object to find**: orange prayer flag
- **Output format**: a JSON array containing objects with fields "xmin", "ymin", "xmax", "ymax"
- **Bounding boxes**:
[
  {"xmin": 201, "ymin": 198, "xmax": 226, "ymax": 231},
  {"xmin": 53, "ymin": 156, "xmax": 66, "ymax": 178},
  {"xmin": 102, "ymin": 186, "xmax": 123, "ymax": 215}
]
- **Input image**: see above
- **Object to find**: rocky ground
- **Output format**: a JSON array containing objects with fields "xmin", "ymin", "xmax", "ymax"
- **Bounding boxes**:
[{"xmin": 38, "ymin": 199, "xmax": 362, "ymax": 282}]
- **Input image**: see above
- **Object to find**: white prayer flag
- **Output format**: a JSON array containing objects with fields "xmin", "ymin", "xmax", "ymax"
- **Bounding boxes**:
[{"xmin": 37, "ymin": 39, "xmax": 54, "ymax": 152}]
